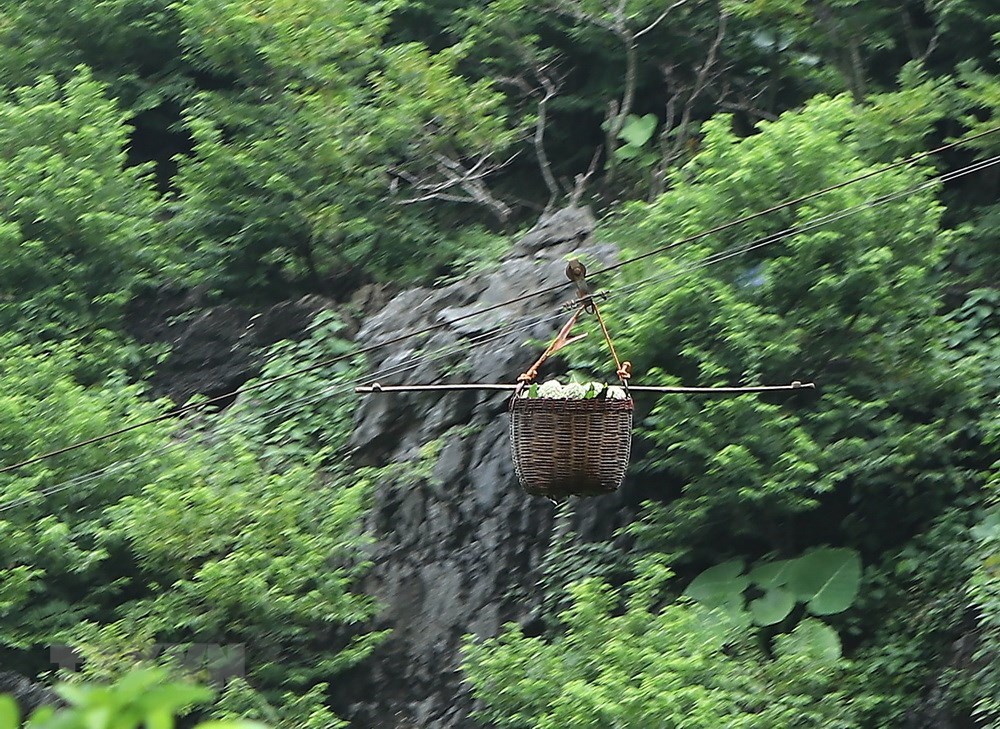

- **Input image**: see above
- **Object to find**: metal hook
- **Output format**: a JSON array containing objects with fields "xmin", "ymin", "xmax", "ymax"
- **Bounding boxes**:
[{"xmin": 565, "ymin": 259, "xmax": 595, "ymax": 313}]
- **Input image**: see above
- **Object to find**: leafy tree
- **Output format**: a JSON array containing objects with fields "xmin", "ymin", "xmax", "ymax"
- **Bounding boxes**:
[
  {"xmin": 549, "ymin": 87, "xmax": 998, "ymax": 723},
  {"xmin": 449, "ymin": 0, "xmax": 744, "ymax": 202},
  {"xmin": 218, "ymin": 311, "xmax": 358, "ymax": 467},
  {"xmin": 580, "ymin": 91, "xmax": 971, "ymax": 561},
  {"xmin": 0, "ymin": 0, "xmax": 185, "ymax": 107},
  {"xmin": 463, "ymin": 557, "xmax": 858, "ymax": 728},
  {"xmin": 0, "ymin": 338, "xmax": 379, "ymax": 726},
  {"xmin": 170, "ymin": 0, "xmax": 518, "ymax": 293},
  {"xmin": 0, "ymin": 71, "xmax": 165, "ymax": 337},
  {"xmin": 0, "ymin": 0, "xmax": 190, "ymax": 191},
  {"xmin": 3, "ymin": 1, "xmax": 1000, "ymax": 727}
]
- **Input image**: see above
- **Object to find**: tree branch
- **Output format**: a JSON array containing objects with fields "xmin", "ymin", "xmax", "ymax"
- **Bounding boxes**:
[
  {"xmin": 569, "ymin": 147, "xmax": 603, "ymax": 206},
  {"xmin": 533, "ymin": 64, "xmax": 565, "ymax": 211},
  {"xmin": 389, "ymin": 153, "xmax": 518, "ymax": 222},
  {"xmin": 635, "ymin": 0, "xmax": 689, "ymax": 40},
  {"xmin": 651, "ymin": 12, "xmax": 728, "ymax": 197}
]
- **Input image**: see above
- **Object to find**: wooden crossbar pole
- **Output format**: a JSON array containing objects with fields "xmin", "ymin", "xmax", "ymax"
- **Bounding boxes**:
[{"xmin": 355, "ymin": 382, "xmax": 815, "ymax": 394}]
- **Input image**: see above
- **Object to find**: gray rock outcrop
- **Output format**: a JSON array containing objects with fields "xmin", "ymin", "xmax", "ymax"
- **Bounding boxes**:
[
  {"xmin": 125, "ymin": 286, "xmax": 390, "ymax": 404},
  {"xmin": 0, "ymin": 671, "xmax": 58, "ymax": 717},
  {"xmin": 341, "ymin": 207, "xmax": 642, "ymax": 727}
]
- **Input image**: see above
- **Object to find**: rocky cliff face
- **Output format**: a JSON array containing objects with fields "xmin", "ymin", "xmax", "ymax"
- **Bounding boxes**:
[
  {"xmin": 0, "ymin": 671, "xmax": 57, "ymax": 716},
  {"xmin": 125, "ymin": 286, "xmax": 390, "ymax": 404},
  {"xmin": 340, "ymin": 207, "xmax": 644, "ymax": 728}
]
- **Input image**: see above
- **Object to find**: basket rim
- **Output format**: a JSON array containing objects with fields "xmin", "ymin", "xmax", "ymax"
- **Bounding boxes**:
[{"xmin": 509, "ymin": 395, "xmax": 633, "ymax": 411}]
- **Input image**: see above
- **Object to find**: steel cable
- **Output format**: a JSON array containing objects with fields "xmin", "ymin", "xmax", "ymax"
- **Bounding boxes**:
[{"xmin": 3, "ymin": 129, "xmax": 998, "ymax": 475}]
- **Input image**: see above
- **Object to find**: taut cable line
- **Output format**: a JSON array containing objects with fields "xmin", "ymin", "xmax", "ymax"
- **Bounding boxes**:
[
  {"xmin": 594, "ymin": 125, "xmax": 1000, "ymax": 276},
  {"xmin": 0, "ymin": 307, "xmax": 571, "ymax": 513},
  {"xmin": 3, "ymin": 126, "xmax": 999, "ymax": 475},
  {"xmin": 8, "ymin": 147, "xmax": 1000, "ymax": 496},
  {"xmin": 358, "ymin": 150, "xmax": 1000, "ymax": 394}
]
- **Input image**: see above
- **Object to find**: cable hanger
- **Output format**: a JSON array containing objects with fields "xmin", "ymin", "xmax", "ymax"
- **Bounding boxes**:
[{"xmin": 358, "ymin": 259, "xmax": 815, "ymax": 396}]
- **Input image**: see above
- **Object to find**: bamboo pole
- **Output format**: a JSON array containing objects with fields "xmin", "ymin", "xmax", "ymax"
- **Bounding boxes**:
[{"xmin": 355, "ymin": 382, "xmax": 815, "ymax": 394}]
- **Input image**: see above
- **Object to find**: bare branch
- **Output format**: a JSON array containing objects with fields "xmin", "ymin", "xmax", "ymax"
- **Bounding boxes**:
[
  {"xmin": 389, "ymin": 152, "xmax": 518, "ymax": 222},
  {"xmin": 811, "ymin": 1, "xmax": 867, "ymax": 101},
  {"xmin": 613, "ymin": 0, "xmax": 629, "ymax": 30},
  {"xmin": 533, "ymin": 65, "xmax": 564, "ymax": 211},
  {"xmin": 651, "ymin": 12, "xmax": 728, "ymax": 198},
  {"xmin": 691, "ymin": 13, "xmax": 727, "ymax": 103},
  {"xmin": 544, "ymin": 0, "xmax": 689, "ymax": 185},
  {"xmin": 921, "ymin": 28, "xmax": 940, "ymax": 63},
  {"xmin": 635, "ymin": 0, "xmax": 689, "ymax": 40},
  {"xmin": 569, "ymin": 146, "xmax": 603, "ymax": 206},
  {"xmin": 496, "ymin": 74, "xmax": 534, "ymax": 96},
  {"xmin": 395, "ymin": 192, "xmax": 488, "ymax": 206},
  {"xmin": 550, "ymin": 0, "xmax": 617, "ymax": 32},
  {"xmin": 603, "ymin": 37, "xmax": 637, "ymax": 183},
  {"xmin": 718, "ymin": 101, "xmax": 779, "ymax": 122}
]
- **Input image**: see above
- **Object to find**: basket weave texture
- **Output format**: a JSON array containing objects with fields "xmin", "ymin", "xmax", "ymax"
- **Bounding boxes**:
[{"xmin": 508, "ymin": 396, "xmax": 633, "ymax": 498}]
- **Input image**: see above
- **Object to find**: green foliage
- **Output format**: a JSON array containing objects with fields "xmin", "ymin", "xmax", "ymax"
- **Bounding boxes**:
[
  {"xmin": 787, "ymin": 548, "xmax": 862, "ymax": 616},
  {"xmin": 590, "ymin": 93, "xmax": 974, "ymax": 564},
  {"xmin": 171, "ymin": 0, "xmax": 517, "ymax": 292},
  {"xmin": 684, "ymin": 559, "xmax": 750, "ymax": 612},
  {"xmin": 525, "ymin": 502, "xmax": 631, "ymax": 616},
  {"xmin": 0, "ymin": 699, "xmax": 16, "ymax": 729},
  {"xmin": 210, "ymin": 678, "xmax": 343, "ymax": 729},
  {"xmin": 966, "ymin": 450, "xmax": 1000, "ymax": 724},
  {"xmin": 685, "ymin": 548, "xmax": 861, "ymax": 627},
  {"xmin": 0, "ymin": 669, "xmax": 265, "ymax": 729},
  {"xmin": 614, "ymin": 113, "xmax": 660, "ymax": 171},
  {"xmin": 827, "ymin": 508, "xmax": 981, "ymax": 726},
  {"xmin": 774, "ymin": 618, "xmax": 841, "ymax": 664},
  {"xmin": 0, "ymin": 70, "xmax": 164, "ymax": 335},
  {"xmin": 219, "ymin": 311, "xmax": 358, "ymax": 466},
  {"xmin": 0, "ymin": 0, "xmax": 185, "ymax": 109},
  {"xmin": 463, "ymin": 557, "xmax": 858, "ymax": 728},
  {"xmin": 548, "ymin": 87, "xmax": 998, "ymax": 725},
  {"xmin": 2, "ymin": 1, "xmax": 1000, "ymax": 726},
  {"xmin": 973, "ymin": 538, "xmax": 1000, "ymax": 709},
  {"xmin": 0, "ymin": 340, "xmax": 379, "ymax": 725}
]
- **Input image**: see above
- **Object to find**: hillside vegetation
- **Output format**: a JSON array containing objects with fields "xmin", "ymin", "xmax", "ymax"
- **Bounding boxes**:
[{"xmin": 0, "ymin": 0, "xmax": 998, "ymax": 726}]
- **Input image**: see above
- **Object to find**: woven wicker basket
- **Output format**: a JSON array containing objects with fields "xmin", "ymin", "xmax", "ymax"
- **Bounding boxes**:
[{"xmin": 508, "ymin": 395, "xmax": 633, "ymax": 498}]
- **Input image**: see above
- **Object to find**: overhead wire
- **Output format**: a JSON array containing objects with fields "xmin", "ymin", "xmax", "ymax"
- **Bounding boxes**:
[
  {"xmin": 9, "ymin": 147, "xmax": 1000, "ymax": 512},
  {"xmin": 594, "ymin": 127, "xmax": 1000, "ymax": 276},
  {"xmin": 0, "ymin": 307, "xmax": 570, "ymax": 513},
  {"xmin": 3, "ymin": 124, "xmax": 999, "ymax": 476},
  {"xmin": 5, "ymin": 148, "xmax": 1000, "ymax": 512},
  {"xmin": 611, "ymin": 151, "xmax": 1000, "ymax": 300}
]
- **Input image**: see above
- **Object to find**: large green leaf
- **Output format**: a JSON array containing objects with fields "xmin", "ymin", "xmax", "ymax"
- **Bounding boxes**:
[
  {"xmin": 619, "ymin": 113, "xmax": 657, "ymax": 147},
  {"xmin": 0, "ymin": 696, "xmax": 18, "ymax": 729},
  {"xmin": 749, "ymin": 587, "xmax": 795, "ymax": 626},
  {"xmin": 748, "ymin": 559, "xmax": 794, "ymax": 589},
  {"xmin": 614, "ymin": 144, "xmax": 643, "ymax": 160},
  {"xmin": 774, "ymin": 618, "xmax": 842, "ymax": 663},
  {"xmin": 685, "ymin": 559, "xmax": 749, "ymax": 608},
  {"xmin": 787, "ymin": 548, "xmax": 862, "ymax": 616}
]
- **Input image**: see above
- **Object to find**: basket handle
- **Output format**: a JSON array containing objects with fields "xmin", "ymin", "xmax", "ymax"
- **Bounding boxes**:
[
  {"xmin": 517, "ymin": 306, "xmax": 585, "ymax": 386},
  {"xmin": 592, "ymin": 302, "xmax": 631, "ymax": 393},
  {"xmin": 516, "ymin": 299, "xmax": 631, "ymax": 393}
]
